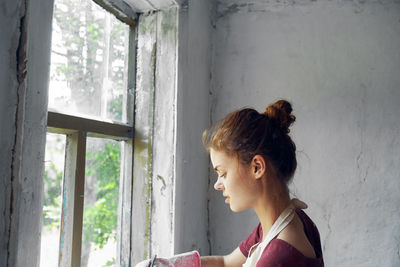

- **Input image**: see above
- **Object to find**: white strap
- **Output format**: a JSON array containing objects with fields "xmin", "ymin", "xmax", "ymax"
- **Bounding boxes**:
[{"xmin": 242, "ymin": 199, "xmax": 307, "ymax": 267}]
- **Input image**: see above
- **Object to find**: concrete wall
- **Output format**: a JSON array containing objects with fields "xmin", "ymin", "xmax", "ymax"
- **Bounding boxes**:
[
  {"xmin": 4, "ymin": 0, "xmax": 398, "ymax": 266},
  {"xmin": 208, "ymin": 1, "xmax": 400, "ymax": 266},
  {"xmin": 0, "ymin": 0, "xmax": 21, "ymax": 264},
  {"xmin": 0, "ymin": 0, "xmax": 54, "ymax": 266},
  {"xmin": 174, "ymin": 0, "xmax": 213, "ymax": 256}
]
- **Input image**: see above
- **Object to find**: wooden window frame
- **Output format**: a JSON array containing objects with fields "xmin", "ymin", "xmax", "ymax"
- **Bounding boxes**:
[
  {"xmin": 45, "ymin": 1, "xmax": 137, "ymax": 266},
  {"xmin": 46, "ymin": 113, "xmax": 134, "ymax": 266}
]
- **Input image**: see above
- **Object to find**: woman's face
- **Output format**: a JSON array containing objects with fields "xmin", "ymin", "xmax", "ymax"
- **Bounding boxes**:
[{"xmin": 210, "ymin": 148, "xmax": 260, "ymax": 212}]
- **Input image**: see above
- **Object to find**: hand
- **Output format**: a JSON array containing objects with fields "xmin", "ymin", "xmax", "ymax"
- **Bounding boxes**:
[{"xmin": 134, "ymin": 251, "xmax": 200, "ymax": 267}]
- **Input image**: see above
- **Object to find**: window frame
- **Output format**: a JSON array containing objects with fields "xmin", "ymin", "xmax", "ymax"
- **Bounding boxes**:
[
  {"xmin": 45, "ymin": 1, "xmax": 138, "ymax": 265},
  {"xmin": 46, "ymin": 114, "xmax": 134, "ymax": 266}
]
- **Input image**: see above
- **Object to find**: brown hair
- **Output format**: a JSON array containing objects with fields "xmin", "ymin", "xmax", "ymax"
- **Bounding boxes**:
[{"xmin": 202, "ymin": 99, "xmax": 297, "ymax": 183}]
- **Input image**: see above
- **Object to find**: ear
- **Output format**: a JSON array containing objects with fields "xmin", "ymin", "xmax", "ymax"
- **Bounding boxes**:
[{"xmin": 251, "ymin": 155, "xmax": 266, "ymax": 179}]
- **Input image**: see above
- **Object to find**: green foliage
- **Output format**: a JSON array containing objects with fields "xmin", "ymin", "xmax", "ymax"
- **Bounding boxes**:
[
  {"xmin": 83, "ymin": 141, "xmax": 121, "ymax": 249},
  {"xmin": 103, "ymin": 258, "xmax": 116, "ymax": 267},
  {"xmin": 87, "ymin": 22, "xmax": 102, "ymax": 42},
  {"xmin": 44, "ymin": 0, "xmax": 128, "ymax": 264},
  {"xmin": 42, "ymin": 162, "xmax": 63, "ymax": 230},
  {"xmin": 109, "ymin": 94, "xmax": 123, "ymax": 121},
  {"xmin": 52, "ymin": 0, "xmax": 127, "ymax": 119},
  {"xmin": 42, "ymin": 140, "xmax": 121, "ymax": 250}
]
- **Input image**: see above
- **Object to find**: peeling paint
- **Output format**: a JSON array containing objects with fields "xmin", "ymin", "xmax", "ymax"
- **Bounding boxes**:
[
  {"xmin": 92, "ymin": 0, "xmax": 137, "ymax": 25},
  {"xmin": 7, "ymin": 0, "xmax": 28, "ymax": 265},
  {"xmin": 1, "ymin": 0, "xmax": 54, "ymax": 265},
  {"xmin": 139, "ymin": 12, "xmax": 157, "ymax": 35},
  {"xmin": 160, "ymin": 7, "xmax": 178, "ymax": 40},
  {"xmin": 16, "ymin": 15, "xmax": 27, "ymax": 84},
  {"xmin": 216, "ymin": 0, "xmax": 347, "ymax": 18},
  {"xmin": 144, "ymin": 39, "xmax": 157, "ymax": 260},
  {"xmin": 217, "ymin": 3, "xmax": 242, "ymax": 18},
  {"xmin": 58, "ymin": 171, "xmax": 69, "ymax": 264},
  {"xmin": 144, "ymin": 130, "xmax": 153, "ymax": 259},
  {"xmin": 133, "ymin": 12, "xmax": 158, "ymax": 261},
  {"xmin": 156, "ymin": 175, "xmax": 167, "ymax": 193}
]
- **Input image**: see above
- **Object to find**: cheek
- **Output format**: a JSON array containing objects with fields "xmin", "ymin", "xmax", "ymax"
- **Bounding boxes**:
[
  {"xmin": 238, "ymin": 171, "xmax": 260, "ymax": 196},
  {"xmin": 228, "ymin": 178, "xmax": 259, "ymax": 212},
  {"xmin": 227, "ymin": 177, "xmax": 249, "ymax": 196}
]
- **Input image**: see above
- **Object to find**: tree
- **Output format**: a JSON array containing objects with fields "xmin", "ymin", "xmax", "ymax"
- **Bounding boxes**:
[
  {"xmin": 83, "ymin": 140, "xmax": 121, "ymax": 267},
  {"xmin": 43, "ymin": 0, "xmax": 128, "ymax": 266},
  {"xmin": 42, "ymin": 160, "xmax": 63, "ymax": 231},
  {"xmin": 43, "ymin": 137, "xmax": 121, "ymax": 267},
  {"xmin": 51, "ymin": 0, "xmax": 126, "ymax": 121}
]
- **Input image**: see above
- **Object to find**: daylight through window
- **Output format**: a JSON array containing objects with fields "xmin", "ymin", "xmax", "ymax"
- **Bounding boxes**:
[{"xmin": 41, "ymin": 0, "xmax": 135, "ymax": 266}]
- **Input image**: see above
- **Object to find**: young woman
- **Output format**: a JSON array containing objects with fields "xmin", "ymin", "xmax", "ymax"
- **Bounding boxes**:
[{"xmin": 201, "ymin": 100, "xmax": 324, "ymax": 267}]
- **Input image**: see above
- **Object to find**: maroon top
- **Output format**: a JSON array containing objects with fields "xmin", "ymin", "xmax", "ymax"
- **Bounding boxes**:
[{"xmin": 239, "ymin": 210, "xmax": 324, "ymax": 267}]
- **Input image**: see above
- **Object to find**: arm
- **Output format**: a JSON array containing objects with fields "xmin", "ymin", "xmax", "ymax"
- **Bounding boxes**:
[{"xmin": 201, "ymin": 247, "xmax": 246, "ymax": 267}]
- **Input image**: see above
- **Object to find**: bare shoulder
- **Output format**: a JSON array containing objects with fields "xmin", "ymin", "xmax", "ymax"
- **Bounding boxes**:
[{"xmin": 276, "ymin": 214, "xmax": 317, "ymax": 259}]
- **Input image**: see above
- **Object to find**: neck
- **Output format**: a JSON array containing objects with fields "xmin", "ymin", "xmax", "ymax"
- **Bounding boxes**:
[{"xmin": 253, "ymin": 177, "xmax": 290, "ymax": 240}]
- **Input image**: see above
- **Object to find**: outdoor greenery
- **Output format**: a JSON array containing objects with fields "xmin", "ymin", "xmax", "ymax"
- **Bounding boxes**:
[
  {"xmin": 42, "ymin": 137, "xmax": 121, "ymax": 267},
  {"xmin": 50, "ymin": 0, "xmax": 127, "ymax": 121},
  {"xmin": 83, "ymin": 141, "xmax": 121, "ymax": 249},
  {"xmin": 42, "ymin": 140, "xmax": 121, "ymax": 245},
  {"xmin": 42, "ymin": 162, "xmax": 63, "ymax": 230},
  {"xmin": 42, "ymin": 0, "xmax": 129, "ymax": 266}
]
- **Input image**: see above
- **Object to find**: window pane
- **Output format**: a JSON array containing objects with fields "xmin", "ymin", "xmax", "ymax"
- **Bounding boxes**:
[
  {"xmin": 48, "ymin": 0, "xmax": 129, "ymax": 123},
  {"xmin": 40, "ymin": 133, "xmax": 66, "ymax": 267},
  {"xmin": 82, "ymin": 137, "xmax": 121, "ymax": 267}
]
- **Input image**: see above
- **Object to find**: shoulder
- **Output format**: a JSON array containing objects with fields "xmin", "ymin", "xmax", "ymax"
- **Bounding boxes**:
[
  {"xmin": 296, "ymin": 210, "xmax": 323, "ymax": 259},
  {"xmin": 257, "ymin": 238, "xmax": 324, "ymax": 267},
  {"xmin": 257, "ymin": 239, "xmax": 308, "ymax": 266},
  {"xmin": 256, "ymin": 210, "xmax": 324, "ymax": 267},
  {"xmin": 239, "ymin": 223, "xmax": 263, "ymax": 257}
]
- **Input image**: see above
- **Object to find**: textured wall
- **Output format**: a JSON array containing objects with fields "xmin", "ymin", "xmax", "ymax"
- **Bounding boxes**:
[
  {"xmin": 174, "ymin": 0, "xmax": 213, "ymax": 256},
  {"xmin": 133, "ymin": 6, "xmax": 179, "ymax": 260},
  {"xmin": 0, "ymin": 0, "xmax": 21, "ymax": 264},
  {"xmin": 0, "ymin": 0, "xmax": 53, "ymax": 266},
  {"xmin": 208, "ymin": 1, "xmax": 400, "ymax": 266}
]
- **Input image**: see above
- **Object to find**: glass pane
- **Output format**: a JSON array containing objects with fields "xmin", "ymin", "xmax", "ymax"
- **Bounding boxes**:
[
  {"xmin": 40, "ymin": 133, "xmax": 66, "ymax": 267},
  {"xmin": 82, "ymin": 137, "xmax": 121, "ymax": 267},
  {"xmin": 48, "ymin": 0, "xmax": 130, "ymax": 123}
]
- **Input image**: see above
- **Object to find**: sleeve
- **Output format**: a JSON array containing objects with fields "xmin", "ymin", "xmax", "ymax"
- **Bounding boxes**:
[
  {"xmin": 239, "ymin": 223, "xmax": 263, "ymax": 257},
  {"xmin": 297, "ymin": 210, "xmax": 324, "ymax": 260},
  {"xmin": 256, "ymin": 240, "xmax": 308, "ymax": 267}
]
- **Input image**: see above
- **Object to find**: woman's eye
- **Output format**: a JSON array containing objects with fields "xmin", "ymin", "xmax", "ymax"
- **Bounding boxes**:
[{"xmin": 218, "ymin": 173, "xmax": 226, "ymax": 179}]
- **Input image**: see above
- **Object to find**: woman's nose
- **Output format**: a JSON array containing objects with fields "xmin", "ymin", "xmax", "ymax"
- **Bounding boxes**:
[{"xmin": 214, "ymin": 177, "xmax": 224, "ymax": 191}]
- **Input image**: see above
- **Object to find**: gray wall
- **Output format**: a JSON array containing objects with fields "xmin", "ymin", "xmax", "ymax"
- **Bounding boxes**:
[
  {"xmin": 174, "ymin": 0, "xmax": 213, "ymax": 255},
  {"xmin": 208, "ymin": 1, "xmax": 400, "ymax": 266},
  {"xmin": 0, "ymin": 0, "xmax": 53, "ymax": 266},
  {"xmin": 2, "ymin": 0, "xmax": 399, "ymax": 266},
  {"xmin": 0, "ymin": 1, "xmax": 21, "ymax": 263}
]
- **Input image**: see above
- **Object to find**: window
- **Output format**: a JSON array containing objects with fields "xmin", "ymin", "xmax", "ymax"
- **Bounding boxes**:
[{"xmin": 41, "ymin": 0, "xmax": 135, "ymax": 266}]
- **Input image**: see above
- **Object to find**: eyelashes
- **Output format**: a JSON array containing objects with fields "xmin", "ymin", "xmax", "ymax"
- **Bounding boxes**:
[
  {"xmin": 217, "ymin": 173, "xmax": 226, "ymax": 179},
  {"xmin": 214, "ymin": 168, "xmax": 227, "ymax": 180}
]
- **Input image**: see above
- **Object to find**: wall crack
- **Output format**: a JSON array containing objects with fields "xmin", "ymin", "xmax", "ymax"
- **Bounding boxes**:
[{"xmin": 7, "ymin": 0, "xmax": 28, "ymax": 265}]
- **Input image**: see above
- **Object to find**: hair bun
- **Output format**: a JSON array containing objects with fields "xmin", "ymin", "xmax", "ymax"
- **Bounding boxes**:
[{"xmin": 264, "ymin": 99, "xmax": 296, "ymax": 133}]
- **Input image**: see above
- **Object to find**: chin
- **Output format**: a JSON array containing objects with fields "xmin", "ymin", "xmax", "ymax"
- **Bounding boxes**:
[{"xmin": 229, "ymin": 204, "xmax": 248, "ymax": 213}]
